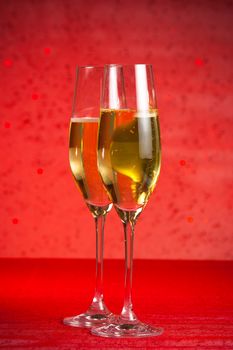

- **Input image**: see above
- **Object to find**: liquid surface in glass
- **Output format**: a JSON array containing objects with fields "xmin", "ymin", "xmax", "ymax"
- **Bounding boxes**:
[
  {"xmin": 69, "ymin": 117, "xmax": 110, "ymax": 207},
  {"xmin": 98, "ymin": 109, "xmax": 161, "ymax": 210}
]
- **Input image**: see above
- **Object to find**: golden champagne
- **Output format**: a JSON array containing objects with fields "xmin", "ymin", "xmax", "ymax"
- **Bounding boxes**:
[
  {"xmin": 98, "ymin": 109, "xmax": 161, "ymax": 211},
  {"xmin": 69, "ymin": 117, "xmax": 111, "ymax": 214}
]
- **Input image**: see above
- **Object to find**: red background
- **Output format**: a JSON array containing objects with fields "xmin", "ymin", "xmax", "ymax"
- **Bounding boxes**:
[{"xmin": 0, "ymin": 0, "xmax": 232, "ymax": 259}]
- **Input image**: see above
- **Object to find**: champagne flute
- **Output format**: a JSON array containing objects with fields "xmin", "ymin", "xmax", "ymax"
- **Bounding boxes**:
[
  {"xmin": 63, "ymin": 66, "xmax": 112, "ymax": 328},
  {"xmin": 92, "ymin": 64, "xmax": 163, "ymax": 337}
]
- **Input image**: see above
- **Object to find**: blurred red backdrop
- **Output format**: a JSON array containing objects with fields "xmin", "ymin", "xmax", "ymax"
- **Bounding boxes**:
[{"xmin": 0, "ymin": 0, "xmax": 232, "ymax": 259}]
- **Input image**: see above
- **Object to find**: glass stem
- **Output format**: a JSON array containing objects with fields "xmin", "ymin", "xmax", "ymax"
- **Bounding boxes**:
[
  {"xmin": 121, "ymin": 219, "xmax": 137, "ymax": 322},
  {"xmin": 92, "ymin": 214, "xmax": 106, "ymax": 310}
]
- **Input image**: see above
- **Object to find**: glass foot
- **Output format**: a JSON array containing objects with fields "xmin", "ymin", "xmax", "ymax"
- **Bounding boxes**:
[
  {"xmin": 91, "ymin": 316, "xmax": 163, "ymax": 338},
  {"xmin": 63, "ymin": 309, "xmax": 112, "ymax": 328}
]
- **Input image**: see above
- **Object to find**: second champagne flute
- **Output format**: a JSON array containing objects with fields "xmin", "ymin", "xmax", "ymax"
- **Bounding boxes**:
[
  {"xmin": 63, "ymin": 66, "xmax": 112, "ymax": 328},
  {"xmin": 92, "ymin": 64, "xmax": 163, "ymax": 337}
]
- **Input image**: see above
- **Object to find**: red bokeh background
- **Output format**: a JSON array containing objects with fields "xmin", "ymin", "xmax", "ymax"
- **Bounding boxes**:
[{"xmin": 0, "ymin": 0, "xmax": 232, "ymax": 259}]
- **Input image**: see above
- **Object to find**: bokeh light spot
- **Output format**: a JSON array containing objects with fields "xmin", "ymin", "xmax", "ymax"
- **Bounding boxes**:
[
  {"xmin": 12, "ymin": 218, "xmax": 19, "ymax": 224},
  {"xmin": 37, "ymin": 168, "xmax": 43, "ymax": 174},
  {"xmin": 187, "ymin": 216, "xmax": 194, "ymax": 223},
  {"xmin": 3, "ymin": 59, "xmax": 13, "ymax": 68},
  {"xmin": 44, "ymin": 47, "xmax": 51, "ymax": 55},
  {"xmin": 180, "ymin": 160, "xmax": 186, "ymax": 166},
  {"xmin": 4, "ymin": 121, "xmax": 11, "ymax": 128},
  {"xmin": 195, "ymin": 58, "xmax": 204, "ymax": 66},
  {"xmin": 32, "ymin": 93, "xmax": 39, "ymax": 100}
]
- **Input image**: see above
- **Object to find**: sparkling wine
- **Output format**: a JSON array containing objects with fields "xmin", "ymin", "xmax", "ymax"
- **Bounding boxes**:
[
  {"xmin": 98, "ymin": 109, "xmax": 161, "ymax": 210},
  {"xmin": 69, "ymin": 117, "xmax": 110, "ymax": 210}
]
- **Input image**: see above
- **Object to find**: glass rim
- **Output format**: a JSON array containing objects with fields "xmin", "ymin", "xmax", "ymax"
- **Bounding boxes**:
[
  {"xmin": 75, "ymin": 64, "xmax": 153, "ymax": 69},
  {"xmin": 105, "ymin": 63, "xmax": 153, "ymax": 68},
  {"xmin": 76, "ymin": 64, "xmax": 104, "ymax": 69}
]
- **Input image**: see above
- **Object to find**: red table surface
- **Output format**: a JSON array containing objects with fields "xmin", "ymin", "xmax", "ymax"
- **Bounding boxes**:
[{"xmin": 0, "ymin": 259, "xmax": 233, "ymax": 349}]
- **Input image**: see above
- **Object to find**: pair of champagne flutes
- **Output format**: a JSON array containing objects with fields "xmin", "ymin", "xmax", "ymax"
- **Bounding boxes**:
[{"xmin": 63, "ymin": 64, "xmax": 162, "ymax": 338}]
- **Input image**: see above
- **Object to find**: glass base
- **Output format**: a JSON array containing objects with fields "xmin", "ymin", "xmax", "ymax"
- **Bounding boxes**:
[
  {"xmin": 63, "ymin": 299, "xmax": 112, "ymax": 328},
  {"xmin": 63, "ymin": 313, "xmax": 111, "ymax": 328},
  {"xmin": 91, "ymin": 316, "xmax": 163, "ymax": 338}
]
